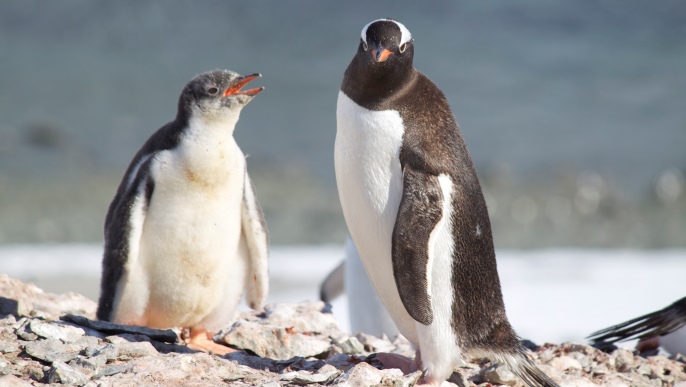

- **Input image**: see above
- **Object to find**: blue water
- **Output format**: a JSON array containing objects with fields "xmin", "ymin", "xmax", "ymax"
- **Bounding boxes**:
[{"xmin": 0, "ymin": 1, "xmax": 684, "ymax": 245}]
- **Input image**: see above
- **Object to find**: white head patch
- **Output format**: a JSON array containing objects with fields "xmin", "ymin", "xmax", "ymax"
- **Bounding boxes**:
[{"xmin": 360, "ymin": 19, "xmax": 412, "ymax": 45}]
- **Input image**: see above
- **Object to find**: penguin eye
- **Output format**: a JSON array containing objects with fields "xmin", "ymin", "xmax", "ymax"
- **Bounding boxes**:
[
  {"xmin": 362, "ymin": 41, "xmax": 368, "ymax": 51},
  {"xmin": 399, "ymin": 43, "xmax": 407, "ymax": 53},
  {"xmin": 207, "ymin": 87, "xmax": 219, "ymax": 95}
]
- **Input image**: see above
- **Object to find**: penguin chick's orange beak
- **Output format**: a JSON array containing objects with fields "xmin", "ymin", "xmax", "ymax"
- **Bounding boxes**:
[
  {"xmin": 223, "ymin": 73, "xmax": 265, "ymax": 97},
  {"xmin": 372, "ymin": 48, "xmax": 393, "ymax": 62}
]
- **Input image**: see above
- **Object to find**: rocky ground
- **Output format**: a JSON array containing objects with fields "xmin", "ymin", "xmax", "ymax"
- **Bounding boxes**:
[{"xmin": 1, "ymin": 274, "xmax": 685, "ymax": 386}]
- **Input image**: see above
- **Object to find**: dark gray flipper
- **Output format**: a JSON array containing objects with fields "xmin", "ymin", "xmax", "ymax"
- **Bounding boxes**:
[{"xmin": 391, "ymin": 166, "xmax": 444, "ymax": 326}]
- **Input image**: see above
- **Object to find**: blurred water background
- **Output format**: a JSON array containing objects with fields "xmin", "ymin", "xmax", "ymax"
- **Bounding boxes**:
[{"xmin": 0, "ymin": 1, "xmax": 684, "ymax": 248}]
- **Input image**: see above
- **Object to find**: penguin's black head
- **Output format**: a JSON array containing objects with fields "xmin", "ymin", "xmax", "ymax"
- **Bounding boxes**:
[
  {"xmin": 341, "ymin": 19, "xmax": 415, "ymax": 106},
  {"xmin": 177, "ymin": 69, "xmax": 264, "ymax": 123},
  {"xmin": 358, "ymin": 18, "xmax": 414, "ymax": 73}
]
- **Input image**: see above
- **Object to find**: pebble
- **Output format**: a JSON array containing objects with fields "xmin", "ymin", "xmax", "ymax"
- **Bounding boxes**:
[
  {"xmin": 29, "ymin": 319, "xmax": 85, "ymax": 343},
  {"xmin": 24, "ymin": 339, "xmax": 81, "ymax": 363},
  {"xmin": 115, "ymin": 341, "xmax": 158, "ymax": 359},
  {"xmin": 337, "ymin": 361, "xmax": 383, "ymax": 386},
  {"xmin": 549, "ymin": 355, "xmax": 583, "ymax": 371},
  {"xmin": 47, "ymin": 361, "xmax": 90, "ymax": 386},
  {"xmin": 1, "ymin": 274, "xmax": 686, "ymax": 386},
  {"xmin": 613, "ymin": 349, "xmax": 635, "ymax": 372},
  {"xmin": 480, "ymin": 363, "xmax": 518, "ymax": 386},
  {"xmin": 221, "ymin": 321, "xmax": 330, "ymax": 360}
]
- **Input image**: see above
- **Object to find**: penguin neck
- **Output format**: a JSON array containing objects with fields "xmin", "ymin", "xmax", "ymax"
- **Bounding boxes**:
[
  {"xmin": 341, "ymin": 54, "xmax": 416, "ymax": 110},
  {"xmin": 178, "ymin": 109, "xmax": 243, "ymax": 173}
]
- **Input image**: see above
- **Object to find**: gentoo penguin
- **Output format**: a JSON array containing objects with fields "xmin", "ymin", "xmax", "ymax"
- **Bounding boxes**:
[
  {"xmin": 96, "ymin": 70, "xmax": 269, "ymax": 355},
  {"xmin": 334, "ymin": 19, "xmax": 557, "ymax": 386},
  {"xmin": 589, "ymin": 296, "xmax": 686, "ymax": 355},
  {"xmin": 319, "ymin": 236, "xmax": 400, "ymax": 337}
]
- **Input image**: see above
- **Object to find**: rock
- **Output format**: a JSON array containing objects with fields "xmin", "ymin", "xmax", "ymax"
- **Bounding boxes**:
[
  {"xmin": 224, "ymin": 351, "xmax": 278, "ymax": 372},
  {"xmin": 446, "ymin": 370, "xmax": 471, "ymax": 387},
  {"xmin": 549, "ymin": 355, "xmax": 583, "ymax": 371},
  {"xmin": 61, "ymin": 314, "xmax": 178, "ymax": 343},
  {"xmin": 337, "ymin": 361, "xmax": 383, "ymax": 386},
  {"xmin": 289, "ymin": 368, "xmax": 341, "ymax": 385},
  {"xmin": 334, "ymin": 336, "xmax": 364, "ymax": 355},
  {"xmin": 69, "ymin": 355, "xmax": 107, "ymax": 378},
  {"xmin": 3, "ymin": 275, "xmax": 686, "ymax": 386},
  {"xmin": 0, "ymin": 341, "xmax": 18, "ymax": 354},
  {"xmin": 47, "ymin": 361, "xmax": 90, "ymax": 386},
  {"xmin": 613, "ymin": 349, "xmax": 635, "ymax": 372},
  {"xmin": 93, "ymin": 343, "xmax": 119, "ymax": 360},
  {"xmin": 355, "ymin": 332, "xmax": 396, "ymax": 353},
  {"xmin": 480, "ymin": 363, "xmax": 518, "ymax": 386},
  {"xmin": 261, "ymin": 302, "xmax": 339, "ymax": 333},
  {"xmin": 29, "ymin": 319, "xmax": 85, "ymax": 343},
  {"xmin": 0, "ymin": 374, "xmax": 33, "ymax": 387},
  {"xmin": 116, "ymin": 341, "xmax": 158, "ymax": 359},
  {"xmin": 0, "ymin": 275, "xmax": 96, "ymax": 319},
  {"xmin": 24, "ymin": 339, "xmax": 81, "ymax": 363},
  {"xmin": 106, "ymin": 333, "xmax": 151, "ymax": 344},
  {"xmin": 221, "ymin": 321, "xmax": 330, "ymax": 360},
  {"xmin": 402, "ymin": 370, "xmax": 424, "ymax": 387}
]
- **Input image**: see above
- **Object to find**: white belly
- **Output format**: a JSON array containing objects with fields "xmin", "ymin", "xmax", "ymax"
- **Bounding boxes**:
[
  {"xmin": 334, "ymin": 91, "xmax": 418, "ymax": 344},
  {"xmin": 137, "ymin": 138, "xmax": 247, "ymax": 329}
]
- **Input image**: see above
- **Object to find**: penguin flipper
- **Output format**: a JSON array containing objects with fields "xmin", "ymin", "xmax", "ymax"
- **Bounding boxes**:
[
  {"xmin": 241, "ymin": 170, "xmax": 269, "ymax": 310},
  {"xmin": 319, "ymin": 260, "xmax": 345, "ymax": 303},
  {"xmin": 97, "ymin": 172, "xmax": 154, "ymax": 322},
  {"xmin": 391, "ymin": 166, "xmax": 444, "ymax": 326},
  {"xmin": 588, "ymin": 296, "xmax": 686, "ymax": 344}
]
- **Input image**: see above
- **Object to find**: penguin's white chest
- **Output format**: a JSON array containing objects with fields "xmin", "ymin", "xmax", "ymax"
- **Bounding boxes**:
[
  {"xmin": 334, "ymin": 91, "xmax": 418, "ymax": 342},
  {"xmin": 138, "ymin": 130, "xmax": 247, "ymax": 328}
]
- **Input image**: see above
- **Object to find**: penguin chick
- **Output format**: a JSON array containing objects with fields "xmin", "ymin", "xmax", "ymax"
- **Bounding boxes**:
[{"xmin": 97, "ymin": 70, "xmax": 268, "ymax": 355}]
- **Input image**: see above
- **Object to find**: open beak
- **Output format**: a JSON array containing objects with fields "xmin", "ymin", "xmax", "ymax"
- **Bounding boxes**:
[
  {"xmin": 371, "ymin": 48, "xmax": 393, "ymax": 63},
  {"xmin": 223, "ymin": 73, "xmax": 265, "ymax": 97}
]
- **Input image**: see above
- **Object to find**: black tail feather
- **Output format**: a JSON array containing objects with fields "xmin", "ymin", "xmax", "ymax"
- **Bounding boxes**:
[
  {"xmin": 494, "ymin": 347, "xmax": 560, "ymax": 387},
  {"xmin": 588, "ymin": 296, "xmax": 686, "ymax": 344}
]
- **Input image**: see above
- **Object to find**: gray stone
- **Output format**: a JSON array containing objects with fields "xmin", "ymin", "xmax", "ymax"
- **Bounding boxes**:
[
  {"xmin": 0, "ymin": 341, "xmax": 18, "ymax": 353},
  {"xmin": 29, "ymin": 319, "xmax": 85, "ymax": 343},
  {"xmin": 0, "ymin": 374, "xmax": 33, "ymax": 387},
  {"xmin": 60, "ymin": 314, "xmax": 178, "ymax": 343},
  {"xmin": 548, "ymin": 355, "xmax": 582, "ymax": 371},
  {"xmin": 106, "ymin": 333, "xmax": 150, "ymax": 344},
  {"xmin": 0, "ymin": 315, "xmax": 17, "ymax": 326},
  {"xmin": 224, "ymin": 351, "xmax": 277, "ymax": 372},
  {"xmin": 47, "ymin": 361, "xmax": 90, "ymax": 386},
  {"xmin": 337, "ymin": 362, "xmax": 383, "ymax": 386},
  {"xmin": 355, "ymin": 332, "xmax": 395, "ymax": 353},
  {"xmin": 74, "ymin": 334, "xmax": 101, "ymax": 350},
  {"xmin": 260, "ymin": 382, "xmax": 281, "ymax": 387},
  {"xmin": 261, "ymin": 302, "xmax": 339, "ymax": 334},
  {"xmin": 325, "ymin": 353, "xmax": 356, "ymax": 370},
  {"xmin": 447, "ymin": 370, "xmax": 471, "ymax": 387},
  {"xmin": 401, "ymin": 370, "xmax": 423, "ymax": 387},
  {"xmin": 97, "ymin": 363, "xmax": 131, "ymax": 377},
  {"xmin": 480, "ymin": 363, "xmax": 518, "ymax": 386},
  {"xmin": 93, "ymin": 343, "xmax": 118, "ymax": 360},
  {"xmin": 24, "ymin": 339, "xmax": 80, "ymax": 363},
  {"xmin": 116, "ymin": 341, "xmax": 158, "ymax": 359},
  {"xmin": 613, "ymin": 349, "xmax": 635, "ymax": 372},
  {"xmin": 290, "ymin": 368, "xmax": 341, "ymax": 385},
  {"xmin": 335, "ymin": 336, "xmax": 364, "ymax": 355},
  {"xmin": 221, "ymin": 321, "xmax": 330, "ymax": 360},
  {"xmin": 69, "ymin": 356, "xmax": 107, "ymax": 377}
]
